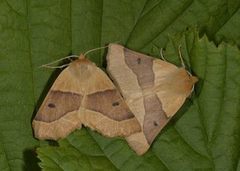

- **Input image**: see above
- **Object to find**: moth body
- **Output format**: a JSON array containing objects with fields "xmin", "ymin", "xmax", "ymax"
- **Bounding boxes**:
[
  {"xmin": 32, "ymin": 54, "xmax": 141, "ymax": 141},
  {"xmin": 107, "ymin": 43, "xmax": 198, "ymax": 155}
]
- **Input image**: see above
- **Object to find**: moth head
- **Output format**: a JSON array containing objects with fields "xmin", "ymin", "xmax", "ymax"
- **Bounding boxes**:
[
  {"xmin": 158, "ymin": 68, "xmax": 198, "ymax": 97},
  {"xmin": 175, "ymin": 68, "xmax": 198, "ymax": 96},
  {"xmin": 69, "ymin": 54, "xmax": 95, "ymax": 80}
]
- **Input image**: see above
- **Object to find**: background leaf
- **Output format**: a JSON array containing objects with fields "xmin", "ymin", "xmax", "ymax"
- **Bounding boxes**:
[
  {"xmin": 0, "ymin": 0, "xmax": 240, "ymax": 170},
  {"xmin": 37, "ymin": 130, "xmax": 118, "ymax": 171}
]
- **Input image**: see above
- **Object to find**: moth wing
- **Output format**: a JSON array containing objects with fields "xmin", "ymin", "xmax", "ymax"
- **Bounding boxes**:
[
  {"xmin": 107, "ymin": 45, "xmax": 143, "ymax": 101},
  {"xmin": 107, "ymin": 44, "xmax": 196, "ymax": 155},
  {"xmin": 81, "ymin": 62, "xmax": 141, "ymax": 137},
  {"xmin": 33, "ymin": 57, "xmax": 141, "ymax": 140},
  {"xmin": 32, "ymin": 65, "xmax": 84, "ymax": 140},
  {"xmin": 153, "ymin": 59, "xmax": 196, "ymax": 117}
]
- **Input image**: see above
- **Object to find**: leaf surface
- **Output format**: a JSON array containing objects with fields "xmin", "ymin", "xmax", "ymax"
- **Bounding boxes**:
[{"xmin": 0, "ymin": 0, "xmax": 240, "ymax": 170}]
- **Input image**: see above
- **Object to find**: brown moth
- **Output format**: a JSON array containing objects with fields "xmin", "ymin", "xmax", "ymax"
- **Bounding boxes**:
[
  {"xmin": 107, "ymin": 44, "xmax": 198, "ymax": 155},
  {"xmin": 32, "ymin": 55, "xmax": 141, "ymax": 140}
]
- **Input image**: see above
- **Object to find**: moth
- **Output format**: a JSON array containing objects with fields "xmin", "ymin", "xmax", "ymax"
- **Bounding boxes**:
[
  {"xmin": 107, "ymin": 44, "xmax": 198, "ymax": 155},
  {"xmin": 32, "ymin": 55, "xmax": 141, "ymax": 140}
]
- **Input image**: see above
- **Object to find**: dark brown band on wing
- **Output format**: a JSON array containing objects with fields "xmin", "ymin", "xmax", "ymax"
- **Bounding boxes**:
[
  {"xmin": 143, "ymin": 94, "xmax": 169, "ymax": 144},
  {"xmin": 124, "ymin": 48, "xmax": 154, "ymax": 88},
  {"xmin": 84, "ymin": 89, "xmax": 135, "ymax": 121},
  {"xmin": 34, "ymin": 90, "xmax": 82, "ymax": 122}
]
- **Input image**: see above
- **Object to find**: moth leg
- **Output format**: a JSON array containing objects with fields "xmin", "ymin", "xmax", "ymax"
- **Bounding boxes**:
[{"xmin": 178, "ymin": 45, "xmax": 186, "ymax": 68}]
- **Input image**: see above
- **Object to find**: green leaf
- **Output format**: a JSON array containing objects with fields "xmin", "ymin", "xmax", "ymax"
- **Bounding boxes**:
[
  {"xmin": 151, "ymin": 30, "xmax": 240, "ymax": 171},
  {"xmin": 1, "ymin": 0, "xmax": 240, "ymax": 170},
  {"xmin": 38, "ymin": 29, "xmax": 240, "ymax": 170},
  {"xmin": 37, "ymin": 130, "xmax": 118, "ymax": 171}
]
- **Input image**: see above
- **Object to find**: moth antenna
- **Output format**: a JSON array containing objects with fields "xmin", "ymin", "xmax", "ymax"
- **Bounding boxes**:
[
  {"xmin": 40, "ymin": 63, "xmax": 70, "ymax": 69},
  {"xmin": 46, "ymin": 55, "xmax": 79, "ymax": 65},
  {"xmin": 39, "ymin": 55, "xmax": 78, "ymax": 68},
  {"xmin": 178, "ymin": 45, "xmax": 186, "ymax": 68},
  {"xmin": 160, "ymin": 48, "xmax": 167, "ymax": 61},
  {"xmin": 191, "ymin": 84, "xmax": 195, "ymax": 93},
  {"xmin": 84, "ymin": 45, "xmax": 109, "ymax": 56},
  {"xmin": 186, "ymin": 71, "xmax": 196, "ymax": 93},
  {"xmin": 151, "ymin": 44, "xmax": 166, "ymax": 61}
]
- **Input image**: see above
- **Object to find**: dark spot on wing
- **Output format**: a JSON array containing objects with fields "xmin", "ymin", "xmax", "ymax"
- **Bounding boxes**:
[
  {"xmin": 48, "ymin": 103, "xmax": 56, "ymax": 108},
  {"xmin": 137, "ymin": 58, "xmax": 141, "ymax": 64},
  {"xmin": 153, "ymin": 121, "xmax": 159, "ymax": 126},
  {"xmin": 112, "ymin": 101, "xmax": 120, "ymax": 106}
]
